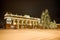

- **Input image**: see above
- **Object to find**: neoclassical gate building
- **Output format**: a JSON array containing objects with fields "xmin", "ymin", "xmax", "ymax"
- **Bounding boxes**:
[{"xmin": 4, "ymin": 12, "xmax": 40, "ymax": 29}]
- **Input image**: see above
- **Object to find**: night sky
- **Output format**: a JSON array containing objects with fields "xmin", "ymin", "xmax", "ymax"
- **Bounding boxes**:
[{"xmin": 0, "ymin": 0, "xmax": 60, "ymax": 23}]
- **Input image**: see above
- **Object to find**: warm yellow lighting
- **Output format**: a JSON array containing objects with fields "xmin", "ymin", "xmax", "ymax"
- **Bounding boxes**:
[{"xmin": 13, "ymin": 22, "xmax": 16, "ymax": 25}]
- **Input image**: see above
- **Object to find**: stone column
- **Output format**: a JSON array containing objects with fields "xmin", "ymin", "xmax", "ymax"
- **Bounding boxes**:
[
  {"xmin": 17, "ymin": 19, "xmax": 19, "ymax": 29},
  {"xmin": 33, "ymin": 21, "xmax": 34, "ymax": 29},
  {"xmin": 13, "ymin": 19, "xmax": 15, "ymax": 25},
  {"xmin": 35, "ymin": 21, "xmax": 37, "ymax": 29},
  {"xmin": 29, "ymin": 20, "xmax": 32, "ymax": 28},
  {"xmin": 25, "ymin": 20, "xmax": 28, "ymax": 28},
  {"xmin": 26, "ymin": 20, "xmax": 27, "ymax": 25},
  {"xmin": 21, "ymin": 19, "xmax": 24, "ymax": 29},
  {"xmin": 29, "ymin": 21, "xmax": 31, "ymax": 26}
]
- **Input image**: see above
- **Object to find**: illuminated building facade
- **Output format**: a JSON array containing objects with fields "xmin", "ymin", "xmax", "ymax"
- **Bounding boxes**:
[
  {"xmin": 4, "ymin": 9, "xmax": 57, "ymax": 29},
  {"xmin": 4, "ymin": 12, "xmax": 40, "ymax": 29}
]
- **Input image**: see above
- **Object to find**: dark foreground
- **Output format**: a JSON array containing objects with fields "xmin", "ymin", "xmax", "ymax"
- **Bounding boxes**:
[{"xmin": 0, "ymin": 29, "xmax": 60, "ymax": 40}]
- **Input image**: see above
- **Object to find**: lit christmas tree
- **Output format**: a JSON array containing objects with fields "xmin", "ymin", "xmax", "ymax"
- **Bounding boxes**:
[{"xmin": 40, "ymin": 9, "xmax": 57, "ymax": 29}]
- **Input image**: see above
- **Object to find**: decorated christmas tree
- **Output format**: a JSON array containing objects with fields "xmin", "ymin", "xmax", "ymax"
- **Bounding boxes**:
[{"xmin": 40, "ymin": 9, "xmax": 57, "ymax": 29}]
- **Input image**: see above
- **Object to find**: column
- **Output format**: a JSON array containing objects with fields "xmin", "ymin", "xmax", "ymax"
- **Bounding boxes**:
[
  {"xmin": 25, "ymin": 20, "xmax": 28, "ymax": 28},
  {"xmin": 30, "ymin": 20, "xmax": 32, "ymax": 28},
  {"xmin": 26, "ymin": 20, "xmax": 27, "ymax": 25},
  {"xmin": 21, "ymin": 19, "xmax": 24, "ymax": 29},
  {"xmin": 33, "ymin": 21, "xmax": 34, "ymax": 29},
  {"xmin": 35, "ymin": 21, "xmax": 37, "ymax": 29},
  {"xmin": 17, "ymin": 19, "xmax": 19, "ymax": 29},
  {"xmin": 13, "ymin": 19, "xmax": 16, "ymax": 25},
  {"xmin": 29, "ymin": 20, "xmax": 31, "ymax": 28}
]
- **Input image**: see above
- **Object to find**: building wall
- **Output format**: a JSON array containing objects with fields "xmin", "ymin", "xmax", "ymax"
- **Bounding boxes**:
[{"xmin": 4, "ymin": 13, "xmax": 40, "ymax": 29}]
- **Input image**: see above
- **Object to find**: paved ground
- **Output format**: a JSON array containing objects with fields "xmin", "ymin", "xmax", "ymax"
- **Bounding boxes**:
[{"xmin": 0, "ymin": 29, "xmax": 60, "ymax": 40}]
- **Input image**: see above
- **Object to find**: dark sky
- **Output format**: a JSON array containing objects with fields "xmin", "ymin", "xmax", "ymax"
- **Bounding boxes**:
[{"xmin": 0, "ymin": 0, "xmax": 60, "ymax": 23}]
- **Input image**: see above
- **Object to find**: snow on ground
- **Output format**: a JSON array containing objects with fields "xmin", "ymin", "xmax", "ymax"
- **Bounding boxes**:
[{"xmin": 0, "ymin": 29, "xmax": 60, "ymax": 40}]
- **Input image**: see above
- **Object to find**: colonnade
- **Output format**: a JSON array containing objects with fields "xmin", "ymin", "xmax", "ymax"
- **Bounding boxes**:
[{"xmin": 12, "ymin": 18, "xmax": 40, "ymax": 29}]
